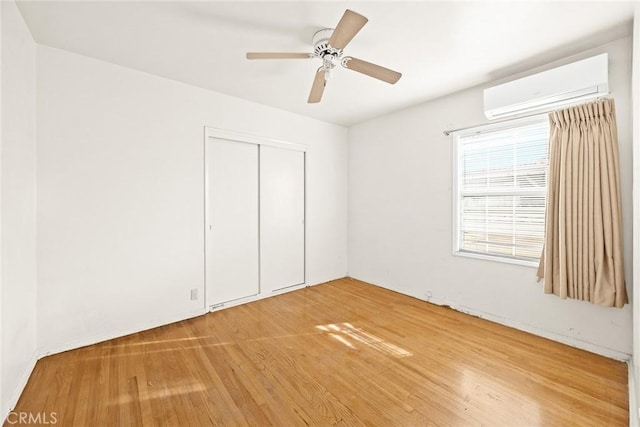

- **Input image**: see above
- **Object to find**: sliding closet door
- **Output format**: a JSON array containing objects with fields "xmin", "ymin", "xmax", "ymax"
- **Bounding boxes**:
[
  {"xmin": 260, "ymin": 145, "xmax": 305, "ymax": 293},
  {"xmin": 206, "ymin": 137, "xmax": 259, "ymax": 306}
]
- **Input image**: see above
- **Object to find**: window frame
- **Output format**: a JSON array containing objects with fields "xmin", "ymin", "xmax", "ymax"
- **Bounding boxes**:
[{"xmin": 451, "ymin": 114, "xmax": 549, "ymax": 268}]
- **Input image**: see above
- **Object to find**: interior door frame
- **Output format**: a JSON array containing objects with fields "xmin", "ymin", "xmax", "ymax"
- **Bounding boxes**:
[{"xmin": 203, "ymin": 127, "xmax": 307, "ymax": 310}]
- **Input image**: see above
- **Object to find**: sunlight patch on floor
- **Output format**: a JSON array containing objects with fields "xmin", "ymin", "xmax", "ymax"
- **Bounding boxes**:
[
  {"xmin": 82, "ymin": 341, "xmax": 233, "ymax": 359},
  {"xmin": 460, "ymin": 368, "xmax": 542, "ymax": 426},
  {"xmin": 316, "ymin": 322, "xmax": 412, "ymax": 357},
  {"xmin": 329, "ymin": 333, "xmax": 356, "ymax": 349},
  {"xmin": 111, "ymin": 379, "xmax": 207, "ymax": 406},
  {"xmin": 104, "ymin": 335, "xmax": 222, "ymax": 348}
]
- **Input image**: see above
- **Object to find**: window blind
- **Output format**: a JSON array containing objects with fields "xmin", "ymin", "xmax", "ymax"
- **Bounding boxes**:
[{"xmin": 456, "ymin": 120, "xmax": 550, "ymax": 262}]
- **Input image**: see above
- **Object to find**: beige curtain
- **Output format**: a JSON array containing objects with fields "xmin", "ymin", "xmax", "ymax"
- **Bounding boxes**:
[{"xmin": 537, "ymin": 99, "xmax": 627, "ymax": 308}]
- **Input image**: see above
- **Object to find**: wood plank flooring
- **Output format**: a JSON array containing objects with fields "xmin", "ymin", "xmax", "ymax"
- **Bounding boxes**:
[{"xmin": 7, "ymin": 278, "xmax": 628, "ymax": 426}]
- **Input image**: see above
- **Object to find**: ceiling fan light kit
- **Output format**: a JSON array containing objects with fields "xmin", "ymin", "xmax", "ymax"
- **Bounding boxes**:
[{"xmin": 246, "ymin": 9, "xmax": 402, "ymax": 104}]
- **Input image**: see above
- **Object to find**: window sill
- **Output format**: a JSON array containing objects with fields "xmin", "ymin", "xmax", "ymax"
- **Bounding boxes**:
[{"xmin": 453, "ymin": 250, "xmax": 540, "ymax": 268}]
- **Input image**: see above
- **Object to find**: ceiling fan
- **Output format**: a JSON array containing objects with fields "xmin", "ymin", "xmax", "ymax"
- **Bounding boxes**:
[{"xmin": 246, "ymin": 9, "xmax": 402, "ymax": 103}]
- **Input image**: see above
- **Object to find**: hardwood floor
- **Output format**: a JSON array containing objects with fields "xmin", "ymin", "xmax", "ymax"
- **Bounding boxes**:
[{"xmin": 7, "ymin": 278, "xmax": 628, "ymax": 426}]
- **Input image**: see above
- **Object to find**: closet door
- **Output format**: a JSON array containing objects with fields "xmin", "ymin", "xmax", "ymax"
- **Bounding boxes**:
[
  {"xmin": 260, "ymin": 145, "xmax": 305, "ymax": 292},
  {"xmin": 206, "ymin": 137, "xmax": 259, "ymax": 306}
]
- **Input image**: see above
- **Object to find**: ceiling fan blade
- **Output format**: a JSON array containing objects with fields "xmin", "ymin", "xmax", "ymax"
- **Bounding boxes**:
[
  {"xmin": 308, "ymin": 68, "xmax": 326, "ymax": 103},
  {"xmin": 246, "ymin": 52, "xmax": 312, "ymax": 59},
  {"xmin": 328, "ymin": 9, "xmax": 368, "ymax": 50},
  {"xmin": 342, "ymin": 57, "xmax": 402, "ymax": 84}
]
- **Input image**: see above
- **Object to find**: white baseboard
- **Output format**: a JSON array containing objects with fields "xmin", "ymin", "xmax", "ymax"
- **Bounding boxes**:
[
  {"xmin": 3, "ymin": 278, "xmax": 633, "ymax": 423},
  {"xmin": 3, "ymin": 308, "xmax": 205, "ymax": 423},
  {"xmin": 207, "ymin": 283, "xmax": 306, "ymax": 312},
  {"xmin": 38, "ymin": 308, "xmax": 207, "ymax": 358},
  {"xmin": 205, "ymin": 275, "xmax": 349, "ymax": 312},
  {"xmin": 421, "ymin": 293, "xmax": 630, "ymax": 361},
  {"xmin": 355, "ymin": 277, "xmax": 631, "ymax": 361},
  {"xmin": 3, "ymin": 279, "xmax": 339, "ymax": 423},
  {"xmin": 2, "ymin": 350, "xmax": 38, "ymax": 421},
  {"xmin": 41, "ymin": 279, "xmax": 336, "ymax": 357},
  {"xmin": 630, "ymin": 361, "xmax": 639, "ymax": 427}
]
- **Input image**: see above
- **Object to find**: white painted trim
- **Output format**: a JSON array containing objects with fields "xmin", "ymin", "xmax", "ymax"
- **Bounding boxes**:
[
  {"xmin": 208, "ymin": 283, "xmax": 306, "ymax": 312},
  {"xmin": 303, "ymin": 151, "xmax": 307, "ymax": 286},
  {"xmin": 0, "ymin": 0, "xmax": 4, "ymax": 418},
  {"xmin": 452, "ymin": 113, "xmax": 548, "ymax": 137},
  {"xmin": 367, "ymin": 280, "xmax": 630, "ymax": 361},
  {"xmin": 451, "ymin": 129, "xmax": 461, "ymax": 257},
  {"xmin": 38, "ymin": 278, "xmax": 327, "ymax": 356},
  {"xmin": 202, "ymin": 126, "xmax": 209, "ymax": 312},
  {"xmin": 429, "ymin": 294, "xmax": 629, "ymax": 360},
  {"xmin": 204, "ymin": 127, "xmax": 307, "ymax": 152},
  {"xmin": 38, "ymin": 308, "xmax": 206, "ymax": 358},
  {"xmin": 631, "ymin": 5, "xmax": 640, "ymax": 427},
  {"xmin": 2, "ymin": 276, "xmax": 332, "ymax": 424},
  {"xmin": 203, "ymin": 127, "xmax": 211, "ymax": 308},
  {"xmin": 454, "ymin": 250, "xmax": 539, "ymax": 268},
  {"xmin": 451, "ymin": 115, "xmax": 548, "ymax": 268},
  {"xmin": 630, "ymin": 361, "xmax": 639, "ymax": 427},
  {"xmin": 2, "ymin": 350, "xmax": 38, "ymax": 420},
  {"xmin": 4, "ymin": 280, "xmax": 316, "ymax": 422},
  {"xmin": 204, "ymin": 127, "xmax": 307, "ymax": 309}
]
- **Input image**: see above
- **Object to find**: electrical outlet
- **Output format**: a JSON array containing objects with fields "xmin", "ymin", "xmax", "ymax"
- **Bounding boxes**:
[{"xmin": 190, "ymin": 288, "xmax": 198, "ymax": 301}]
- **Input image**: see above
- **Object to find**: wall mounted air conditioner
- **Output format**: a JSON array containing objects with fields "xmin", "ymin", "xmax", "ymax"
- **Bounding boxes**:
[{"xmin": 483, "ymin": 53, "xmax": 609, "ymax": 120}]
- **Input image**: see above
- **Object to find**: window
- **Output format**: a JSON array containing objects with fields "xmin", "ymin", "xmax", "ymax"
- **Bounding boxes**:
[{"xmin": 453, "ymin": 118, "xmax": 550, "ymax": 266}]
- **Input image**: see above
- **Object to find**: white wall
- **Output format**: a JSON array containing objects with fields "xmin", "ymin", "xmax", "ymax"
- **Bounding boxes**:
[
  {"xmin": 0, "ymin": 0, "xmax": 37, "ymax": 418},
  {"xmin": 0, "ymin": 0, "xmax": 3, "ymax": 418},
  {"xmin": 36, "ymin": 46, "xmax": 348, "ymax": 354},
  {"xmin": 632, "ymin": 5, "xmax": 640, "ymax": 424},
  {"xmin": 0, "ymin": 0, "xmax": 4, "ymax": 417},
  {"xmin": 349, "ymin": 37, "xmax": 633, "ymax": 358}
]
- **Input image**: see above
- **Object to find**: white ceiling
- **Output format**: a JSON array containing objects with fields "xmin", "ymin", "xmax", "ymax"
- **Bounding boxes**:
[{"xmin": 16, "ymin": 1, "xmax": 636, "ymax": 127}]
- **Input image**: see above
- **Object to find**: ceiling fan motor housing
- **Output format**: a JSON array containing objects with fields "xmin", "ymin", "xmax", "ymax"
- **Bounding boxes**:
[{"xmin": 313, "ymin": 28, "xmax": 343, "ymax": 69}]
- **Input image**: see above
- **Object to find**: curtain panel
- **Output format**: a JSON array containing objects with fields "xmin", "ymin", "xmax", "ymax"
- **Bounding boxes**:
[{"xmin": 537, "ymin": 99, "xmax": 627, "ymax": 308}]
